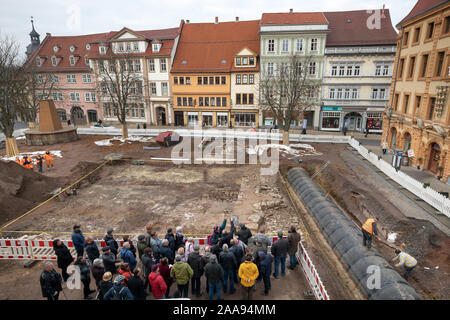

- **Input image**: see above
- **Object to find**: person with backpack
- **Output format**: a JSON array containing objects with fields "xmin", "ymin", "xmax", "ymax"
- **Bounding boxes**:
[
  {"xmin": 121, "ymin": 242, "xmax": 137, "ymax": 271},
  {"xmin": 149, "ymin": 264, "xmax": 167, "ymax": 299},
  {"xmin": 75, "ymin": 256, "xmax": 95, "ymax": 300},
  {"xmin": 71, "ymin": 224, "xmax": 85, "ymax": 258},
  {"xmin": 104, "ymin": 275, "xmax": 134, "ymax": 300},
  {"xmin": 40, "ymin": 262, "xmax": 63, "ymax": 301},
  {"xmin": 174, "ymin": 226, "xmax": 185, "ymax": 252},
  {"xmin": 104, "ymin": 229, "xmax": 119, "ymax": 256},
  {"xmin": 97, "ymin": 272, "xmax": 114, "ymax": 300},
  {"xmin": 52, "ymin": 239, "xmax": 73, "ymax": 282},
  {"xmin": 127, "ymin": 268, "xmax": 147, "ymax": 300},
  {"xmin": 187, "ymin": 245, "xmax": 204, "ymax": 297}
]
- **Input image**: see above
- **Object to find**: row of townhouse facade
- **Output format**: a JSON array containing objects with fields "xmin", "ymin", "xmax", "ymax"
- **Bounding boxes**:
[{"xmin": 26, "ymin": 9, "xmax": 398, "ymax": 132}]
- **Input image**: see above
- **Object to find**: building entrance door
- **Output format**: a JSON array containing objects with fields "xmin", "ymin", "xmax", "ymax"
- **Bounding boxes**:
[
  {"xmin": 344, "ymin": 112, "xmax": 362, "ymax": 131},
  {"xmin": 174, "ymin": 111, "xmax": 184, "ymax": 126},
  {"xmin": 428, "ymin": 143, "xmax": 441, "ymax": 174},
  {"xmin": 70, "ymin": 106, "xmax": 86, "ymax": 125}
]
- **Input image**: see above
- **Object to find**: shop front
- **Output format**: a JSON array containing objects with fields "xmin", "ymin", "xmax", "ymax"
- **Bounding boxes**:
[
  {"xmin": 233, "ymin": 112, "xmax": 257, "ymax": 127},
  {"xmin": 320, "ymin": 107, "xmax": 342, "ymax": 131},
  {"xmin": 365, "ymin": 108, "xmax": 384, "ymax": 133},
  {"xmin": 187, "ymin": 112, "xmax": 199, "ymax": 126},
  {"xmin": 217, "ymin": 112, "xmax": 229, "ymax": 127},
  {"xmin": 201, "ymin": 112, "xmax": 213, "ymax": 127}
]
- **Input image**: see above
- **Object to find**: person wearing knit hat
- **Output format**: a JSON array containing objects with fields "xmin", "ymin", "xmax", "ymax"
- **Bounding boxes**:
[
  {"xmin": 98, "ymin": 272, "xmax": 113, "ymax": 300},
  {"xmin": 103, "ymin": 274, "xmax": 134, "ymax": 300}
]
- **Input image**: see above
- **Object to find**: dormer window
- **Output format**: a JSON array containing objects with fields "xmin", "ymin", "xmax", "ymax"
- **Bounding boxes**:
[
  {"xmin": 69, "ymin": 55, "xmax": 75, "ymax": 66},
  {"xmin": 126, "ymin": 42, "xmax": 131, "ymax": 51},
  {"xmin": 100, "ymin": 46, "xmax": 106, "ymax": 54},
  {"xmin": 119, "ymin": 43, "xmax": 124, "ymax": 52},
  {"xmin": 84, "ymin": 54, "xmax": 89, "ymax": 65},
  {"xmin": 236, "ymin": 57, "xmax": 241, "ymax": 66},
  {"xmin": 51, "ymin": 56, "xmax": 57, "ymax": 66},
  {"xmin": 36, "ymin": 56, "xmax": 41, "ymax": 67},
  {"xmin": 249, "ymin": 57, "xmax": 255, "ymax": 65},
  {"xmin": 53, "ymin": 46, "xmax": 59, "ymax": 53},
  {"xmin": 243, "ymin": 57, "xmax": 248, "ymax": 65},
  {"xmin": 86, "ymin": 44, "xmax": 90, "ymax": 50},
  {"xmin": 133, "ymin": 42, "xmax": 139, "ymax": 51},
  {"xmin": 152, "ymin": 43, "xmax": 161, "ymax": 53},
  {"xmin": 70, "ymin": 45, "xmax": 75, "ymax": 52}
]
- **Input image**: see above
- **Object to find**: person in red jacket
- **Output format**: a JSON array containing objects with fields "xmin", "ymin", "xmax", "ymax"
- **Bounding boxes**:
[
  {"xmin": 118, "ymin": 262, "xmax": 131, "ymax": 286},
  {"xmin": 149, "ymin": 264, "xmax": 167, "ymax": 299}
]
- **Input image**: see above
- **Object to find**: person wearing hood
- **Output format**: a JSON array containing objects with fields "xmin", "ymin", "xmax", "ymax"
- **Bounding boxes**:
[
  {"xmin": 91, "ymin": 258, "xmax": 105, "ymax": 290},
  {"xmin": 170, "ymin": 254, "xmax": 194, "ymax": 298},
  {"xmin": 52, "ymin": 239, "xmax": 74, "ymax": 282},
  {"xmin": 160, "ymin": 239, "xmax": 174, "ymax": 264},
  {"xmin": 258, "ymin": 251, "xmax": 273, "ymax": 296},
  {"xmin": 165, "ymin": 228, "xmax": 176, "ymax": 254},
  {"xmin": 103, "ymin": 229, "xmax": 119, "ymax": 256},
  {"xmin": 287, "ymin": 226, "xmax": 301, "ymax": 270},
  {"xmin": 121, "ymin": 242, "xmax": 137, "ymax": 271},
  {"xmin": 238, "ymin": 255, "xmax": 259, "ymax": 300},
  {"xmin": 237, "ymin": 223, "xmax": 253, "ymax": 245},
  {"xmin": 75, "ymin": 256, "xmax": 95, "ymax": 300},
  {"xmin": 97, "ymin": 272, "xmax": 114, "ymax": 300},
  {"xmin": 101, "ymin": 246, "xmax": 117, "ymax": 274},
  {"xmin": 71, "ymin": 224, "xmax": 85, "ymax": 258},
  {"xmin": 174, "ymin": 226, "xmax": 185, "ymax": 251},
  {"xmin": 40, "ymin": 262, "xmax": 63, "ymax": 300},
  {"xmin": 123, "ymin": 235, "xmax": 137, "ymax": 258},
  {"xmin": 187, "ymin": 245, "xmax": 204, "ymax": 297},
  {"xmin": 141, "ymin": 247, "xmax": 155, "ymax": 292},
  {"xmin": 127, "ymin": 268, "xmax": 147, "ymax": 300},
  {"xmin": 150, "ymin": 231, "xmax": 162, "ymax": 262},
  {"xmin": 85, "ymin": 237, "xmax": 100, "ymax": 263},
  {"xmin": 136, "ymin": 235, "xmax": 147, "ymax": 261},
  {"xmin": 210, "ymin": 219, "xmax": 227, "ymax": 246},
  {"xmin": 204, "ymin": 254, "xmax": 224, "ymax": 300},
  {"xmin": 104, "ymin": 275, "xmax": 134, "ymax": 300},
  {"xmin": 149, "ymin": 264, "xmax": 167, "ymax": 299}
]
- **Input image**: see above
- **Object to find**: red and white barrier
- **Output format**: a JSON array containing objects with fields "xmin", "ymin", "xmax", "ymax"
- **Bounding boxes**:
[{"xmin": 0, "ymin": 236, "xmax": 329, "ymax": 300}]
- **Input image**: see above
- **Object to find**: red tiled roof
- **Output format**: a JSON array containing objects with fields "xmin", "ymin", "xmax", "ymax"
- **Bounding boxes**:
[
  {"xmin": 397, "ymin": 0, "xmax": 449, "ymax": 27},
  {"xmin": 261, "ymin": 12, "xmax": 328, "ymax": 25},
  {"xmin": 171, "ymin": 20, "xmax": 260, "ymax": 73},
  {"xmin": 323, "ymin": 9, "xmax": 397, "ymax": 46}
]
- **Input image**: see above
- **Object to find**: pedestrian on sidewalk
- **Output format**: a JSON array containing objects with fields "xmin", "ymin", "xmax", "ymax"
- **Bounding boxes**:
[
  {"xmin": 364, "ymin": 121, "xmax": 369, "ymax": 137},
  {"xmin": 71, "ymin": 224, "xmax": 85, "ymax": 258},
  {"xmin": 158, "ymin": 257, "xmax": 173, "ymax": 298},
  {"xmin": 287, "ymin": 226, "xmax": 301, "ymax": 270},
  {"xmin": 75, "ymin": 256, "xmax": 95, "ymax": 299},
  {"xmin": 204, "ymin": 254, "xmax": 224, "ymax": 300},
  {"xmin": 188, "ymin": 244, "xmax": 204, "ymax": 297},
  {"xmin": 104, "ymin": 229, "xmax": 119, "ymax": 256},
  {"xmin": 391, "ymin": 249, "xmax": 417, "ymax": 281},
  {"xmin": 361, "ymin": 218, "xmax": 378, "ymax": 249},
  {"xmin": 258, "ymin": 251, "xmax": 273, "ymax": 296},
  {"xmin": 238, "ymin": 255, "xmax": 259, "ymax": 300},
  {"xmin": 52, "ymin": 239, "xmax": 74, "ymax": 282},
  {"xmin": 149, "ymin": 265, "xmax": 167, "ymax": 299},
  {"xmin": 40, "ymin": 262, "xmax": 63, "ymax": 301},
  {"xmin": 101, "ymin": 246, "xmax": 117, "ymax": 274},
  {"xmin": 271, "ymin": 232, "xmax": 289, "ymax": 278},
  {"xmin": 121, "ymin": 243, "xmax": 137, "ymax": 271},
  {"xmin": 91, "ymin": 258, "xmax": 105, "ymax": 290},
  {"xmin": 127, "ymin": 268, "xmax": 147, "ymax": 300},
  {"xmin": 219, "ymin": 244, "xmax": 237, "ymax": 294},
  {"xmin": 170, "ymin": 254, "xmax": 194, "ymax": 298}
]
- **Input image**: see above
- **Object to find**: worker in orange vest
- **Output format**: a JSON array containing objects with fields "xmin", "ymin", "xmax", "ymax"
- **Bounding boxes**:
[
  {"xmin": 15, "ymin": 156, "xmax": 22, "ymax": 166},
  {"xmin": 44, "ymin": 151, "xmax": 54, "ymax": 170},
  {"xmin": 361, "ymin": 218, "xmax": 378, "ymax": 249},
  {"xmin": 22, "ymin": 155, "xmax": 34, "ymax": 170}
]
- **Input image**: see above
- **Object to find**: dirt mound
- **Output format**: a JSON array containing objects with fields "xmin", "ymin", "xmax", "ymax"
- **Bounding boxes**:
[{"xmin": 0, "ymin": 161, "xmax": 59, "ymax": 226}]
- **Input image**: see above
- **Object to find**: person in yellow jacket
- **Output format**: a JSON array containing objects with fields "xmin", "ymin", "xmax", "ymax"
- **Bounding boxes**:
[
  {"xmin": 391, "ymin": 249, "xmax": 417, "ymax": 281},
  {"xmin": 361, "ymin": 218, "xmax": 378, "ymax": 249},
  {"xmin": 238, "ymin": 254, "xmax": 259, "ymax": 300}
]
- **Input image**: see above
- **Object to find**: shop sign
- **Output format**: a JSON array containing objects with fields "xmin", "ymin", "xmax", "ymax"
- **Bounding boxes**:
[{"xmin": 323, "ymin": 107, "xmax": 342, "ymax": 111}]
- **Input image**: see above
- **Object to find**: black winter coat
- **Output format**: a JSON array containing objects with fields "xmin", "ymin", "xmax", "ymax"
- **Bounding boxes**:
[
  {"xmin": 218, "ymin": 221, "xmax": 235, "ymax": 248},
  {"xmin": 204, "ymin": 262, "xmax": 224, "ymax": 285},
  {"xmin": 219, "ymin": 251, "xmax": 237, "ymax": 271},
  {"xmin": 77, "ymin": 261, "xmax": 91, "ymax": 282},
  {"xmin": 187, "ymin": 251, "xmax": 204, "ymax": 277},
  {"xmin": 159, "ymin": 246, "xmax": 174, "ymax": 264},
  {"xmin": 91, "ymin": 265, "xmax": 105, "ymax": 286},
  {"xmin": 230, "ymin": 245, "xmax": 244, "ymax": 266},
  {"xmin": 102, "ymin": 252, "xmax": 117, "ymax": 274},
  {"xmin": 259, "ymin": 253, "xmax": 273, "ymax": 277},
  {"xmin": 40, "ymin": 270, "xmax": 62, "ymax": 298},
  {"xmin": 127, "ymin": 275, "xmax": 146, "ymax": 300},
  {"xmin": 237, "ymin": 226, "xmax": 252, "ymax": 245},
  {"xmin": 103, "ymin": 235, "xmax": 119, "ymax": 255},
  {"xmin": 85, "ymin": 242, "xmax": 100, "ymax": 262},
  {"xmin": 98, "ymin": 280, "xmax": 113, "ymax": 300},
  {"xmin": 271, "ymin": 238, "xmax": 289, "ymax": 258},
  {"xmin": 52, "ymin": 241, "xmax": 73, "ymax": 269},
  {"xmin": 165, "ymin": 233, "xmax": 176, "ymax": 252}
]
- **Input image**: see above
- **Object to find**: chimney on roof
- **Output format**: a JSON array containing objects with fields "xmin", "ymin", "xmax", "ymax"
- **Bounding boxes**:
[
  {"xmin": 289, "ymin": 9, "xmax": 293, "ymax": 14},
  {"xmin": 381, "ymin": 4, "xmax": 386, "ymax": 19},
  {"xmin": 46, "ymin": 33, "xmax": 51, "ymax": 36},
  {"xmin": 215, "ymin": 17, "xmax": 219, "ymax": 24},
  {"xmin": 236, "ymin": 17, "xmax": 239, "ymax": 22},
  {"xmin": 186, "ymin": 19, "xmax": 190, "ymax": 23}
]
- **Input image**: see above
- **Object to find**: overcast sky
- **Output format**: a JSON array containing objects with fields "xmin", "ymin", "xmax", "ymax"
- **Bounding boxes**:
[{"xmin": 1, "ymin": 0, "xmax": 417, "ymax": 58}]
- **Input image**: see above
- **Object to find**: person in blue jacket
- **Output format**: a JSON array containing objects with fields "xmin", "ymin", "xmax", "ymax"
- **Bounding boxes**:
[
  {"xmin": 120, "ymin": 242, "xmax": 137, "ymax": 271},
  {"xmin": 71, "ymin": 224, "xmax": 85, "ymax": 258},
  {"xmin": 104, "ymin": 275, "xmax": 134, "ymax": 300}
]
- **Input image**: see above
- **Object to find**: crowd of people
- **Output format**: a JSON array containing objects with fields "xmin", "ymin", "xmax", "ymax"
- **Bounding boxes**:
[
  {"xmin": 14, "ymin": 151, "xmax": 54, "ymax": 173},
  {"xmin": 40, "ymin": 218, "xmax": 303, "ymax": 300}
]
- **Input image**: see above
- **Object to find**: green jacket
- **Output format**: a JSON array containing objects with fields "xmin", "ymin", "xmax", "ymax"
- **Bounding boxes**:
[
  {"xmin": 137, "ymin": 240, "xmax": 147, "ymax": 260},
  {"xmin": 170, "ymin": 262, "xmax": 194, "ymax": 285}
]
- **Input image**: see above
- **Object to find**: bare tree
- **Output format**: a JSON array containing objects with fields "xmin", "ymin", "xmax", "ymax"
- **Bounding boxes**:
[
  {"xmin": 22, "ymin": 65, "xmax": 61, "ymax": 127},
  {"xmin": 259, "ymin": 55, "xmax": 322, "ymax": 144},
  {"xmin": 93, "ymin": 54, "xmax": 145, "ymax": 138},
  {"xmin": 0, "ymin": 35, "xmax": 28, "ymax": 157}
]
